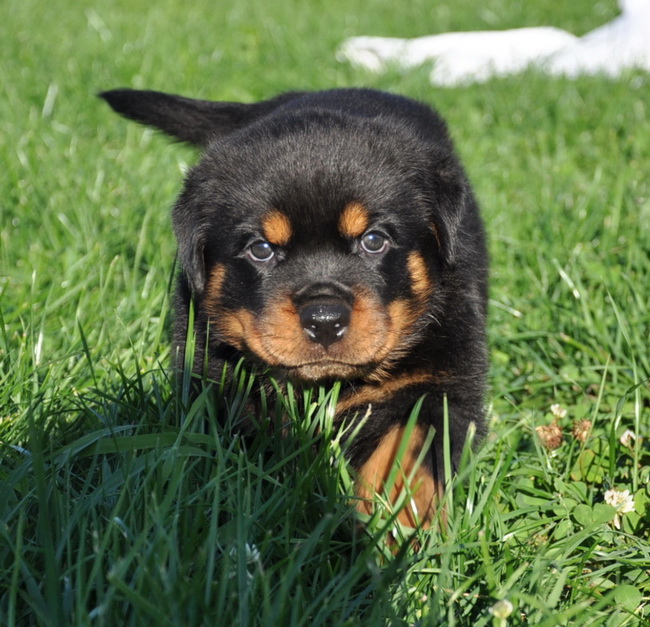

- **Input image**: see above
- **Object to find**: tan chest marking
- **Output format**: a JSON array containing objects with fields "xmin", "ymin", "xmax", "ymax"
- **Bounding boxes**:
[{"xmin": 356, "ymin": 423, "xmax": 439, "ymax": 528}]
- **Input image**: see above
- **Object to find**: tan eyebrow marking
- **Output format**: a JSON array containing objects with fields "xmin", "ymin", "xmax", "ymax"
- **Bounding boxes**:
[
  {"xmin": 338, "ymin": 201, "xmax": 370, "ymax": 238},
  {"xmin": 262, "ymin": 209, "xmax": 292, "ymax": 246}
]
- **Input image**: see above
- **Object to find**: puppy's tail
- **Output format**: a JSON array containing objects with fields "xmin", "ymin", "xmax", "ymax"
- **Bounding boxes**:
[{"xmin": 99, "ymin": 88, "xmax": 306, "ymax": 147}]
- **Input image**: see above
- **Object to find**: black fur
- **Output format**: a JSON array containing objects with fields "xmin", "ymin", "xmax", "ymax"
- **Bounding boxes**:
[{"xmin": 101, "ymin": 87, "xmax": 488, "ymax": 526}]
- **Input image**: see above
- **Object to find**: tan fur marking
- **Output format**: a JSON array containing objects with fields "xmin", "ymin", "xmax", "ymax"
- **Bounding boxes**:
[
  {"xmin": 262, "ymin": 210, "xmax": 292, "ymax": 246},
  {"xmin": 356, "ymin": 424, "xmax": 439, "ymax": 527},
  {"xmin": 338, "ymin": 201, "xmax": 370, "ymax": 238},
  {"xmin": 211, "ymin": 290, "xmax": 389, "ymax": 379},
  {"xmin": 207, "ymin": 292, "xmax": 426, "ymax": 383},
  {"xmin": 206, "ymin": 264, "xmax": 227, "ymax": 305},
  {"xmin": 336, "ymin": 371, "xmax": 436, "ymax": 414},
  {"xmin": 362, "ymin": 299, "xmax": 424, "ymax": 381},
  {"xmin": 212, "ymin": 311, "xmax": 247, "ymax": 351},
  {"xmin": 407, "ymin": 252, "xmax": 433, "ymax": 302}
]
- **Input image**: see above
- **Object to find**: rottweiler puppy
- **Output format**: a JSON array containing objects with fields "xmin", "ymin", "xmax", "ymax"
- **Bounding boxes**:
[{"xmin": 101, "ymin": 87, "xmax": 488, "ymax": 528}]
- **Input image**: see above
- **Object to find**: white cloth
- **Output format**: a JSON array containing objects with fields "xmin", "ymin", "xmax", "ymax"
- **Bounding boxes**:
[{"xmin": 337, "ymin": 0, "xmax": 650, "ymax": 85}]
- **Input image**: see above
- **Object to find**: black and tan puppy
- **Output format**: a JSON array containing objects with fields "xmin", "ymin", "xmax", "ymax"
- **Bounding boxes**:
[{"xmin": 101, "ymin": 87, "xmax": 488, "ymax": 527}]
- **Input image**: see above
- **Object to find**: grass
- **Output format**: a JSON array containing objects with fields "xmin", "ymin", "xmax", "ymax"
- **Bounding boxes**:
[{"xmin": 1, "ymin": 0, "xmax": 649, "ymax": 624}]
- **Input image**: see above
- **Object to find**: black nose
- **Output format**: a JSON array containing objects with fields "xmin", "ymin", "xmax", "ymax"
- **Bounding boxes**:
[{"xmin": 299, "ymin": 303, "xmax": 351, "ymax": 348}]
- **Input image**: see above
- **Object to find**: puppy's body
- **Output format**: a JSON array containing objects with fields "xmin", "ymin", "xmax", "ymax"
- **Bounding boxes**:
[{"xmin": 101, "ymin": 87, "xmax": 488, "ymax": 527}]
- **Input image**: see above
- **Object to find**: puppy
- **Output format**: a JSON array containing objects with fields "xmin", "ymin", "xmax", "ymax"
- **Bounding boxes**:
[{"xmin": 100, "ymin": 87, "xmax": 488, "ymax": 528}]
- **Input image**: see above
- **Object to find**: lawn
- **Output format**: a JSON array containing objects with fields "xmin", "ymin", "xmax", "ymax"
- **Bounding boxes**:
[{"xmin": 1, "ymin": 0, "xmax": 649, "ymax": 624}]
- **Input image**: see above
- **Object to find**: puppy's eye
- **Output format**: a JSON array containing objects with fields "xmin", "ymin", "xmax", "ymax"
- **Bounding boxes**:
[
  {"xmin": 247, "ymin": 240, "xmax": 274, "ymax": 262},
  {"xmin": 360, "ymin": 231, "xmax": 388, "ymax": 254}
]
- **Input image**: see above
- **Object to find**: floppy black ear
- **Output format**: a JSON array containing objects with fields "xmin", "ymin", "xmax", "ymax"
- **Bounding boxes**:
[
  {"xmin": 172, "ymin": 189, "xmax": 210, "ymax": 296},
  {"xmin": 420, "ymin": 155, "xmax": 472, "ymax": 268},
  {"xmin": 431, "ymin": 179, "xmax": 466, "ymax": 267},
  {"xmin": 99, "ymin": 88, "xmax": 305, "ymax": 147}
]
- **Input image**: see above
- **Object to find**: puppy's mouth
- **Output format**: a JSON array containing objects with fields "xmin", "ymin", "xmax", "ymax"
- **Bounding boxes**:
[{"xmin": 283, "ymin": 359, "xmax": 372, "ymax": 382}]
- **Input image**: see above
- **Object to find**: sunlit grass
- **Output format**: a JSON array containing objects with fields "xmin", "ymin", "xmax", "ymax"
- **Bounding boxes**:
[{"xmin": 1, "ymin": 0, "xmax": 648, "ymax": 624}]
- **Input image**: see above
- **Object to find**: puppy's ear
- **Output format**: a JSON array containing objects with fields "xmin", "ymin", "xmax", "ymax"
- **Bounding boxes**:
[
  {"xmin": 428, "ymin": 171, "xmax": 472, "ymax": 268},
  {"xmin": 173, "ymin": 191, "xmax": 209, "ymax": 295},
  {"xmin": 99, "ymin": 88, "xmax": 304, "ymax": 147}
]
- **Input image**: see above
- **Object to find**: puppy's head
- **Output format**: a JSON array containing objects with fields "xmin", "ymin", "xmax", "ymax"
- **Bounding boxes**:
[{"xmin": 101, "ymin": 88, "xmax": 470, "ymax": 382}]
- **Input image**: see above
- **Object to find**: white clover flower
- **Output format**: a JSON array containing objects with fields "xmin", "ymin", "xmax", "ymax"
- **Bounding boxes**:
[
  {"xmin": 620, "ymin": 429, "xmax": 637, "ymax": 448},
  {"xmin": 604, "ymin": 488, "xmax": 636, "ymax": 529},
  {"xmin": 229, "ymin": 542, "xmax": 261, "ymax": 564},
  {"xmin": 490, "ymin": 599, "xmax": 514, "ymax": 619},
  {"xmin": 550, "ymin": 404, "xmax": 567, "ymax": 419},
  {"xmin": 228, "ymin": 542, "xmax": 262, "ymax": 580}
]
